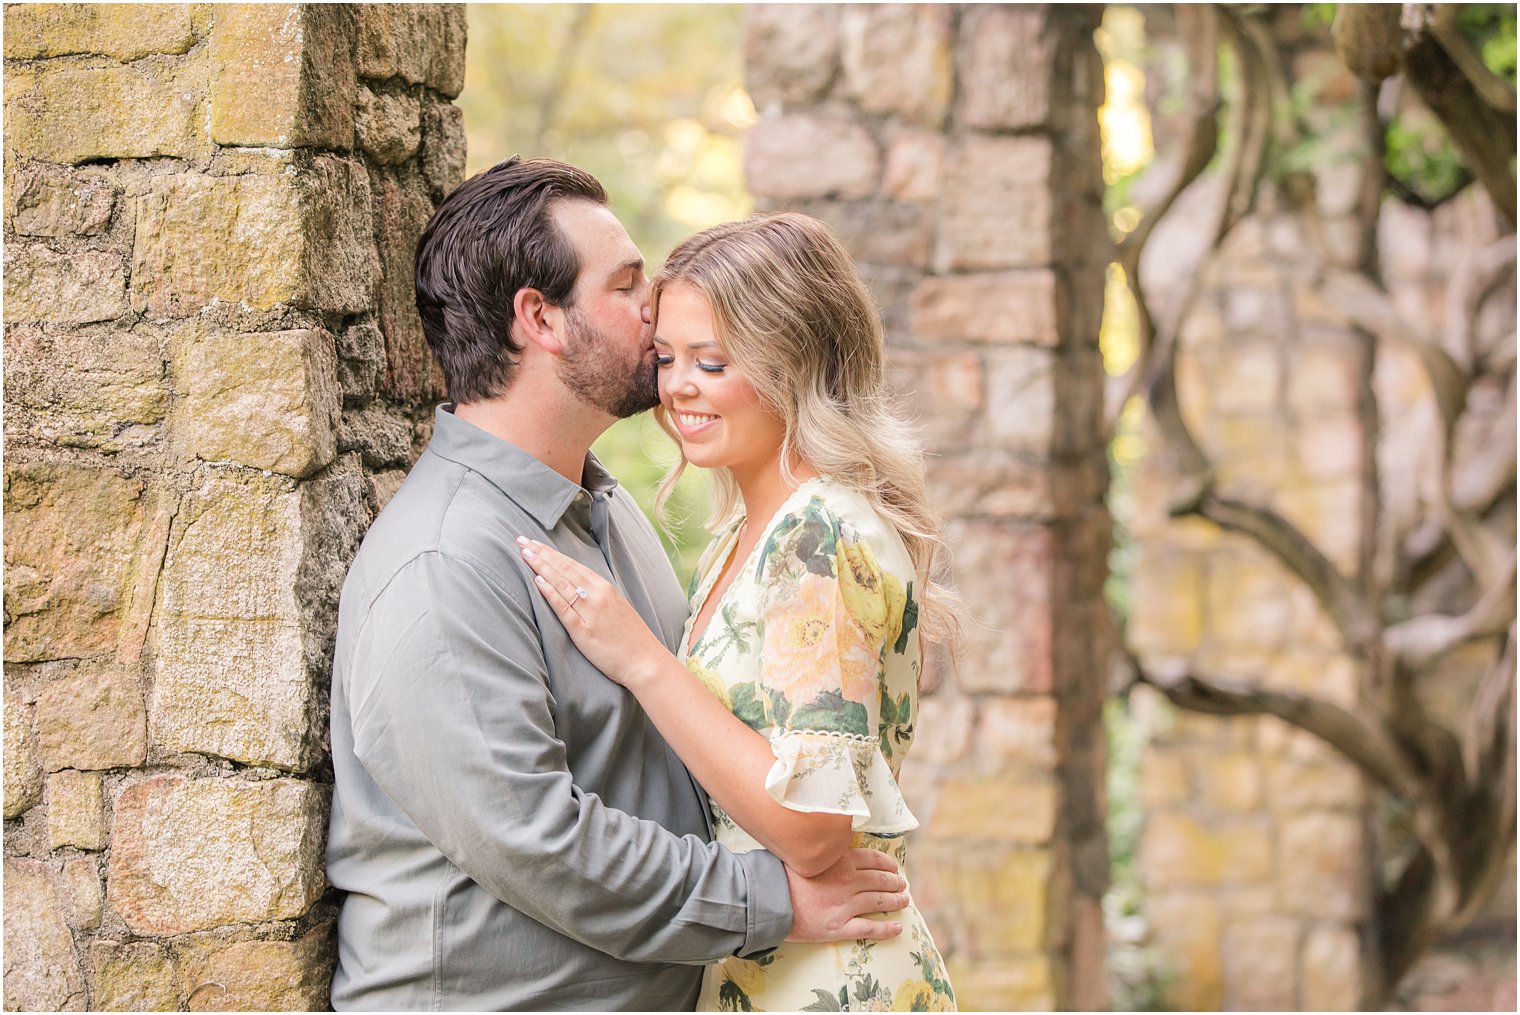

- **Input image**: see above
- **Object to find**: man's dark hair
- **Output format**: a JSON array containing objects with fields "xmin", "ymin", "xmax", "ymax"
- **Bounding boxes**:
[{"xmin": 415, "ymin": 156, "xmax": 608, "ymax": 403}]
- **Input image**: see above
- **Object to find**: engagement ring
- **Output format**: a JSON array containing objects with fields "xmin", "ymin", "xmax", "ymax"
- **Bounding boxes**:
[{"xmin": 574, "ymin": 586, "xmax": 588, "ymax": 600}]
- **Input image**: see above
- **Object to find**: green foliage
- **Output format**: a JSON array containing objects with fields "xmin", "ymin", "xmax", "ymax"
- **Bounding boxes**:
[{"xmin": 460, "ymin": 6, "xmax": 752, "ymax": 579}]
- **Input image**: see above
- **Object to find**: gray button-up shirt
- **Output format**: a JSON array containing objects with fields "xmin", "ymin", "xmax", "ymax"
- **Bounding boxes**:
[{"xmin": 327, "ymin": 407, "xmax": 791, "ymax": 1011}]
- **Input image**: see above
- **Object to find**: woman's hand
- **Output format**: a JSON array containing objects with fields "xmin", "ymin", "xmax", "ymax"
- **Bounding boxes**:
[{"xmin": 517, "ymin": 537, "xmax": 671, "ymax": 688}]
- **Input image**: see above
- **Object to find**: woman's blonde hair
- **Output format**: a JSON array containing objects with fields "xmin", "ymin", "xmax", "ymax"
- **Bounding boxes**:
[{"xmin": 652, "ymin": 212, "xmax": 961, "ymax": 651}]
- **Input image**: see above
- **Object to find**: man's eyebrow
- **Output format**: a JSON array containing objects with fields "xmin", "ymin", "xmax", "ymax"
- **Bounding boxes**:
[{"xmin": 608, "ymin": 257, "xmax": 644, "ymax": 279}]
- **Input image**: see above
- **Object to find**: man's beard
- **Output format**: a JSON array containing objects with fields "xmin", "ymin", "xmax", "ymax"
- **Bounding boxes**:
[{"xmin": 556, "ymin": 306, "xmax": 660, "ymax": 419}]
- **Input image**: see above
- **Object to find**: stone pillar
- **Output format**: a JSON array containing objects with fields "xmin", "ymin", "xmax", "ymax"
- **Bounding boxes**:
[
  {"xmin": 2, "ymin": 5, "xmax": 464, "ymax": 1009},
  {"xmin": 744, "ymin": 5, "xmax": 1113, "ymax": 1009}
]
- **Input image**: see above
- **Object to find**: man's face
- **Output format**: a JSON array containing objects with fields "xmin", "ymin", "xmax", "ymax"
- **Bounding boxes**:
[{"xmin": 549, "ymin": 200, "xmax": 658, "ymax": 418}]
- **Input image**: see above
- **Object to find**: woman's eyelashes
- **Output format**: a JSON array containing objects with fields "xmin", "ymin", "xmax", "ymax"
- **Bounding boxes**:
[{"xmin": 653, "ymin": 354, "xmax": 727, "ymax": 374}]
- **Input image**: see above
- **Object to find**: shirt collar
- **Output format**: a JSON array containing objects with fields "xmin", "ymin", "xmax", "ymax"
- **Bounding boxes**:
[{"xmin": 426, "ymin": 405, "xmax": 619, "ymax": 528}]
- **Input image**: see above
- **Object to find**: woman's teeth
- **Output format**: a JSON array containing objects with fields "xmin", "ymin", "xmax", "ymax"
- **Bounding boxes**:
[{"xmin": 678, "ymin": 412, "xmax": 717, "ymax": 428}]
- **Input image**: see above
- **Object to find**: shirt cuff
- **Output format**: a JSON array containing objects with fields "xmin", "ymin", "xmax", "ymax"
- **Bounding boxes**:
[{"xmin": 733, "ymin": 848, "xmax": 791, "ymax": 958}]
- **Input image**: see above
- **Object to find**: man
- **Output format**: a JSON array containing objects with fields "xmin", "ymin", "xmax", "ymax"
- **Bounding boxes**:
[{"xmin": 326, "ymin": 157, "xmax": 907, "ymax": 1011}]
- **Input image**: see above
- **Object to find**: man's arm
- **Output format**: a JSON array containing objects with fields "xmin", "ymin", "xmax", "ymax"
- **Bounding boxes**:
[{"xmin": 347, "ymin": 551, "xmax": 902, "ymax": 964}]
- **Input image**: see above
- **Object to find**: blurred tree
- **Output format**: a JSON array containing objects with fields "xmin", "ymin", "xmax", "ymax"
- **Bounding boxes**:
[
  {"xmin": 458, "ymin": 4, "xmax": 758, "ymax": 574},
  {"xmin": 1108, "ymin": 4, "xmax": 1516, "ymax": 1005}
]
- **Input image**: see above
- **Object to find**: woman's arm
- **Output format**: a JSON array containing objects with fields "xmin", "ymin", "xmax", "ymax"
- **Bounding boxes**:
[{"xmin": 517, "ymin": 537, "xmax": 854, "ymax": 877}]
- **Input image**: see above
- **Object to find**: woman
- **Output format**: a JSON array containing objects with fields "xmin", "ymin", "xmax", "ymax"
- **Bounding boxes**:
[{"xmin": 518, "ymin": 213, "xmax": 958, "ymax": 1012}]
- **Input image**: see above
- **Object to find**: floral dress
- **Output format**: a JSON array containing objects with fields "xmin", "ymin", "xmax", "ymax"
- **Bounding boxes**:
[{"xmin": 683, "ymin": 477, "xmax": 956, "ymax": 1013}]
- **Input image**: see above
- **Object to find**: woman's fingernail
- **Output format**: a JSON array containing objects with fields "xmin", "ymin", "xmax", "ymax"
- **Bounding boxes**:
[
  {"xmin": 515, "ymin": 536, "xmax": 529, "ymax": 546},
  {"xmin": 535, "ymin": 575, "xmax": 547, "ymax": 587},
  {"xmin": 521, "ymin": 547, "xmax": 534, "ymax": 559}
]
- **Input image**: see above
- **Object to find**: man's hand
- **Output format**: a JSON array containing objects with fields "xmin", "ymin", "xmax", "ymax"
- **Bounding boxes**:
[{"xmin": 784, "ymin": 848, "xmax": 908, "ymax": 942}]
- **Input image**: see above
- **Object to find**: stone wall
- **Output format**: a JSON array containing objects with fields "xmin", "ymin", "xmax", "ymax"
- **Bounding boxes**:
[
  {"xmin": 1126, "ymin": 12, "xmax": 1515, "ymax": 1011},
  {"xmin": 744, "ymin": 5, "xmax": 1114, "ymax": 1009},
  {"xmin": 2, "ymin": 5, "xmax": 464, "ymax": 1009}
]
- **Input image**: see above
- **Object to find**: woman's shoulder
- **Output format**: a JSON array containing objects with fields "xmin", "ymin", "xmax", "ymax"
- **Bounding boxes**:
[{"xmin": 758, "ymin": 477, "xmax": 913, "ymax": 581}]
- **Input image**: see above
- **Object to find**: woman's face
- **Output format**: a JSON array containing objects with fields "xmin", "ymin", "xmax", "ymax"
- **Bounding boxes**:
[{"xmin": 653, "ymin": 282, "xmax": 786, "ymax": 482}]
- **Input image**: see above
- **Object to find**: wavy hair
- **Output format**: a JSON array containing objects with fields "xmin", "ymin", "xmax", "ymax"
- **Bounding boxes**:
[{"xmin": 652, "ymin": 213, "xmax": 961, "ymax": 652}]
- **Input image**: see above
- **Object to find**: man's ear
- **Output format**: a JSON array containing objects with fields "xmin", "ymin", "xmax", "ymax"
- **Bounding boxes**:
[{"xmin": 512, "ymin": 287, "xmax": 566, "ymax": 355}]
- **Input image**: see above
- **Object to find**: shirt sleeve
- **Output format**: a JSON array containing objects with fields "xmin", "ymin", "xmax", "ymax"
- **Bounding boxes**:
[
  {"xmin": 750, "ymin": 505, "xmax": 918, "ymax": 836},
  {"xmin": 346, "ymin": 550, "xmax": 791, "ymax": 964}
]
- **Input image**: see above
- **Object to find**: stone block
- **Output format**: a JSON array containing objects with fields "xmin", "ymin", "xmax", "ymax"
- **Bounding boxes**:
[
  {"xmin": 336, "ymin": 322, "xmax": 386, "ymax": 403},
  {"xmin": 210, "ymin": 3, "xmax": 356, "ymax": 149},
  {"xmin": 357, "ymin": 85, "xmax": 421, "ymax": 165},
  {"xmin": 1142, "ymin": 811, "xmax": 1272, "ymax": 888},
  {"xmin": 910, "ymin": 271, "xmax": 1059, "ymax": 346},
  {"xmin": 338, "ymin": 407, "xmax": 413, "ymax": 469},
  {"xmin": 3, "ymin": 246, "xmax": 127, "ymax": 326},
  {"xmin": 1303, "ymin": 923, "xmax": 1362, "ymax": 1010},
  {"xmin": 132, "ymin": 158, "xmax": 373, "ymax": 318},
  {"xmin": 959, "ymin": 6, "xmax": 1051, "ymax": 130},
  {"xmin": 3, "ymin": 858, "xmax": 86, "ymax": 1011},
  {"xmin": 420, "ymin": 100, "xmax": 467, "ymax": 201},
  {"xmin": 375, "ymin": 173, "xmax": 442, "ymax": 401},
  {"xmin": 132, "ymin": 173, "xmax": 304, "ymax": 317},
  {"xmin": 1289, "ymin": 343, "xmax": 1362, "ymax": 414},
  {"xmin": 1222, "ymin": 916, "xmax": 1299, "ymax": 1010},
  {"xmin": 152, "ymin": 474, "xmax": 313, "ymax": 769},
  {"xmin": 800, "ymin": 199, "xmax": 931, "ymax": 268},
  {"xmin": 108, "ymin": 775, "xmax": 327, "ymax": 935},
  {"xmin": 1265, "ymin": 757, "xmax": 1364, "ymax": 810},
  {"xmin": 46, "ymin": 769, "xmax": 107, "ymax": 850},
  {"xmin": 945, "ymin": 955, "xmax": 1054, "ymax": 1012},
  {"xmin": 1127, "ymin": 550, "xmax": 1205, "ymax": 655},
  {"xmin": 4, "ymin": 3, "xmax": 194, "ymax": 59},
  {"xmin": 978, "ymin": 696, "xmax": 1058, "ymax": 769},
  {"xmin": 36, "ymin": 669, "xmax": 147, "ymax": 772},
  {"xmin": 936, "ymin": 136, "xmax": 1053, "ymax": 271},
  {"xmin": 953, "ymin": 847, "xmax": 1051, "ymax": 957},
  {"xmin": 61, "ymin": 857, "xmax": 103, "ymax": 930},
  {"xmin": 6, "ymin": 167, "xmax": 115, "ymax": 236},
  {"xmin": 90, "ymin": 940, "xmax": 179, "ymax": 1012},
  {"xmin": 370, "ymin": 468, "xmax": 408, "ymax": 513},
  {"xmin": 982, "ymin": 346, "xmax": 1057, "ymax": 454},
  {"xmin": 180, "ymin": 924, "xmax": 334, "ymax": 1011},
  {"xmin": 3, "ymin": 326, "xmax": 168, "ymax": 452},
  {"xmin": 3, "ymin": 59, "xmax": 200, "ymax": 164},
  {"xmin": 1192, "ymin": 750, "xmax": 1262, "ymax": 811},
  {"xmin": 949, "ymin": 523, "xmax": 1055, "ymax": 694},
  {"xmin": 176, "ymin": 328, "xmax": 340, "ymax": 478},
  {"xmin": 1296, "ymin": 412, "xmax": 1364, "ymax": 479},
  {"xmin": 1139, "ymin": 750, "xmax": 1189, "ymax": 807},
  {"xmin": 910, "ymin": 694, "xmax": 974, "ymax": 765},
  {"xmin": 928, "ymin": 774, "xmax": 1057, "ymax": 843},
  {"xmin": 3, "ymin": 463, "xmax": 150, "ymax": 663},
  {"xmin": 744, "ymin": 114, "xmax": 879, "ymax": 201},
  {"xmin": 1146, "ymin": 892, "xmax": 1224, "ymax": 1010},
  {"xmin": 881, "ymin": 129, "xmax": 944, "ymax": 202},
  {"xmin": 840, "ymin": 4, "xmax": 952, "ymax": 126},
  {"xmin": 744, "ymin": 5, "xmax": 839, "ymax": 108},
  {"xmin": 1206, "ymin": 549, "xmax": 1296, "ymax": 650},
  {"xmin": 4, "ymin": 699, "xmax": 43, "ymax": 818},
  {"xmin": 1278, "ymin": 811, "xmax": 1361, "ymax": 919},
  {"xmin": 355, "ymin": 3, "xmax": 467, "ymax": 96},
  {"xmin": 888, "ymin": 349, "xmax": 983, "ymax": 452}
]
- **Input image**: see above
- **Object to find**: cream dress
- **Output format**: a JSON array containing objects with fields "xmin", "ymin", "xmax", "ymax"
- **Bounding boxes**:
[{"xmin": 683, "ymin": 478, "xmax": 956, "ymax": 1012}]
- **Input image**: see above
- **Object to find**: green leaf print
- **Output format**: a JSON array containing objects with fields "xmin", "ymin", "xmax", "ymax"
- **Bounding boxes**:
[
  {"xmin": 718, "ymin": 979, "xmax": 754, "ymax": 1012},
  {"xmin": 703, "ymin": 600, "xmax": 757, "ymax": 664},
  {"xmin": 800, "ymin": 988, "xmax": 842, "ymax": 1012},
  {"xmin": 729, "ymin": 683, "xmax": 769, "ymax": 731},
  {"xmin": 790, "ymin": 691, "xmax": 869, "ymax": 737},
  {"xmin": 893, "ymin": 581, "xmax": 919, "ymax": 655}
]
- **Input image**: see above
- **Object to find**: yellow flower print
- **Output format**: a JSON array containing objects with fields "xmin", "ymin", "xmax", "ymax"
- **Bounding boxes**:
[
  {"xmin": 837, "ymin": 538, "xmax": 889, "ymax": 642},
  {"xmin": 762, "ymin": 572, "xmax": 877, "ymax": 706},
  {"xmin": 724, "ymin": 956, "xmax": 768, "ymax": 997},
  {"xmin": 892, "ymin": 978, "xmax": 954, "ymax": 1011},
  {"xmin": 686, "ymin": 659, "xmax": 731, "ymax": 710}
]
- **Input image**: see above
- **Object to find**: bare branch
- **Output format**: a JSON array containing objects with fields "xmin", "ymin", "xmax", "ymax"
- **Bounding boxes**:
[
  {"xmin": 1189, "ymin": 490, "xmax": 1379, "ymax": 648},
  {"xmin": 1135, "ymin": 659, "xmax": 1417, "ymax": 796},
  {"xmin": 1386, "ymin": 552, "xmax": 1517, "ymax": 665},
  {"xmin": 1430, "ymin": 5, "xmax": 1518, "ymax": 116}
]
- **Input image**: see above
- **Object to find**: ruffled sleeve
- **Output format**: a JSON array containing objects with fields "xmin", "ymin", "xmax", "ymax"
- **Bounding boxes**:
[
  {"xmin": 750, "ymin": 496, "xmax": 918, "ymax": 836},
  {"xmin": 763, "ymin": 729, "xmax": 918, "ymax": 835}
]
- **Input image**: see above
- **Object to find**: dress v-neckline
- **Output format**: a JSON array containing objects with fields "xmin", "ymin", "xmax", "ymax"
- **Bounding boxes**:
[{"xmin": 681, "ymin": 477, "xmax": 829, "ymax": 658}]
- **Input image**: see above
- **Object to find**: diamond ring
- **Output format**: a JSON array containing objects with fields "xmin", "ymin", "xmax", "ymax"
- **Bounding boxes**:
[{"xmin": 574, "ymin": 586, "xmax": 588, "ymax": 600}]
